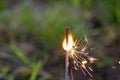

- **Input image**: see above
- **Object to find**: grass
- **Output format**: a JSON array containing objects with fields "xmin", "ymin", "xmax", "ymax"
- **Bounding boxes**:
[{"xmin": 0, "ymin": 0, "xmax": 120, "ymax": 80}]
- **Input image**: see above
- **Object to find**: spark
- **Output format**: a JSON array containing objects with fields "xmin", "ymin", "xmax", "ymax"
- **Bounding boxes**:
[
  {"xmin": 63, "ymin": 34, "xmax": 97, "ymax": 78},
  {"xmin": 82, "ymin": 60, "xmax": 87, "ymax": 64},
  {"xmin": 119, "ymin": 61, "xmax": 120, "ymax": 64},
  {"xmin": 88, "ymin": 56, "xmax": 98, "ymax": 63}
]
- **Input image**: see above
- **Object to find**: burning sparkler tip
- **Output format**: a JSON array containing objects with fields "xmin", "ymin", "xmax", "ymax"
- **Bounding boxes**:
[
  {"xmin": 62, "ymin": 29, "xmax": 97, "ymax": 79},
  {"xmin": 63, "ymin": 33, "xmax": 74, "ymax": 52}
]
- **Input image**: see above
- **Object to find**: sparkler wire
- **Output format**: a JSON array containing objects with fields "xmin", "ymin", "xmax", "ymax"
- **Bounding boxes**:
[{"xmin": 65, "ymin": 28, "xmax": 69, "ymax": 80}]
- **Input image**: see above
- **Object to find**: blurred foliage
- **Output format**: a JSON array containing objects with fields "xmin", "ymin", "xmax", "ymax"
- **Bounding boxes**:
[
  {"xmin": 0, "ymin": 67, "xmax": 11, "ymax": 79},
  {"xmin": 0, "ymin": 0, "xmax": 120, "ymax": 80},
  {"xmin": 30, "ymin": 61, "xmax": 42, "ymax": 80},
  {"xmin": 10, "ymin": 42, "xmax": 31, "ymax": 65},
  {"xmin": 0, "ymin": 0, "xmax": 8, "ymax": 11}
]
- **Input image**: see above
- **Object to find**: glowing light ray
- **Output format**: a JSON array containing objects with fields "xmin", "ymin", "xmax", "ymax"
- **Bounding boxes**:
[
  {"xmin": 88, "ymin": 67, "xmax": 93, "ymax": 71},
  {"xmin": 80, "ymin": 66, "xmax": 87, "ymax": 76},
  {"xmin": 83, "ymin": 66, "xmax": 93, "ymax": 77}
]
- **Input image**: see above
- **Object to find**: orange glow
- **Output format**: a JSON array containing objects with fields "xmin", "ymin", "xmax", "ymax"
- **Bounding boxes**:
[{"xmin": 62, "ymin": 34, "xmax": 74, "ymax": 51}]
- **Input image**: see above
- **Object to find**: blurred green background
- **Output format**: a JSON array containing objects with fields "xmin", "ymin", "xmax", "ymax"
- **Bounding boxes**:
[{"xmin": 0, "ymin": 0, "xmax": 120, "ymax": 80}]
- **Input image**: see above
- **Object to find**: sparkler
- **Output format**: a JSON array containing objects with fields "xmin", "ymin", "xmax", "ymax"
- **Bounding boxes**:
[
  {"xmin": 64, "ymin": 28, "xmax": 70, "ymax": 80},
  {"xmin": 62, "ymin": 28, "xmax": 97, "ymax": 80}
]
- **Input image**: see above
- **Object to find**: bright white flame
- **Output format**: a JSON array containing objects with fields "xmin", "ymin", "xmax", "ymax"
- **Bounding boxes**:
[{"xmin": 62, "ymin": 34, "xmax": 74, "ymax": 51}]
